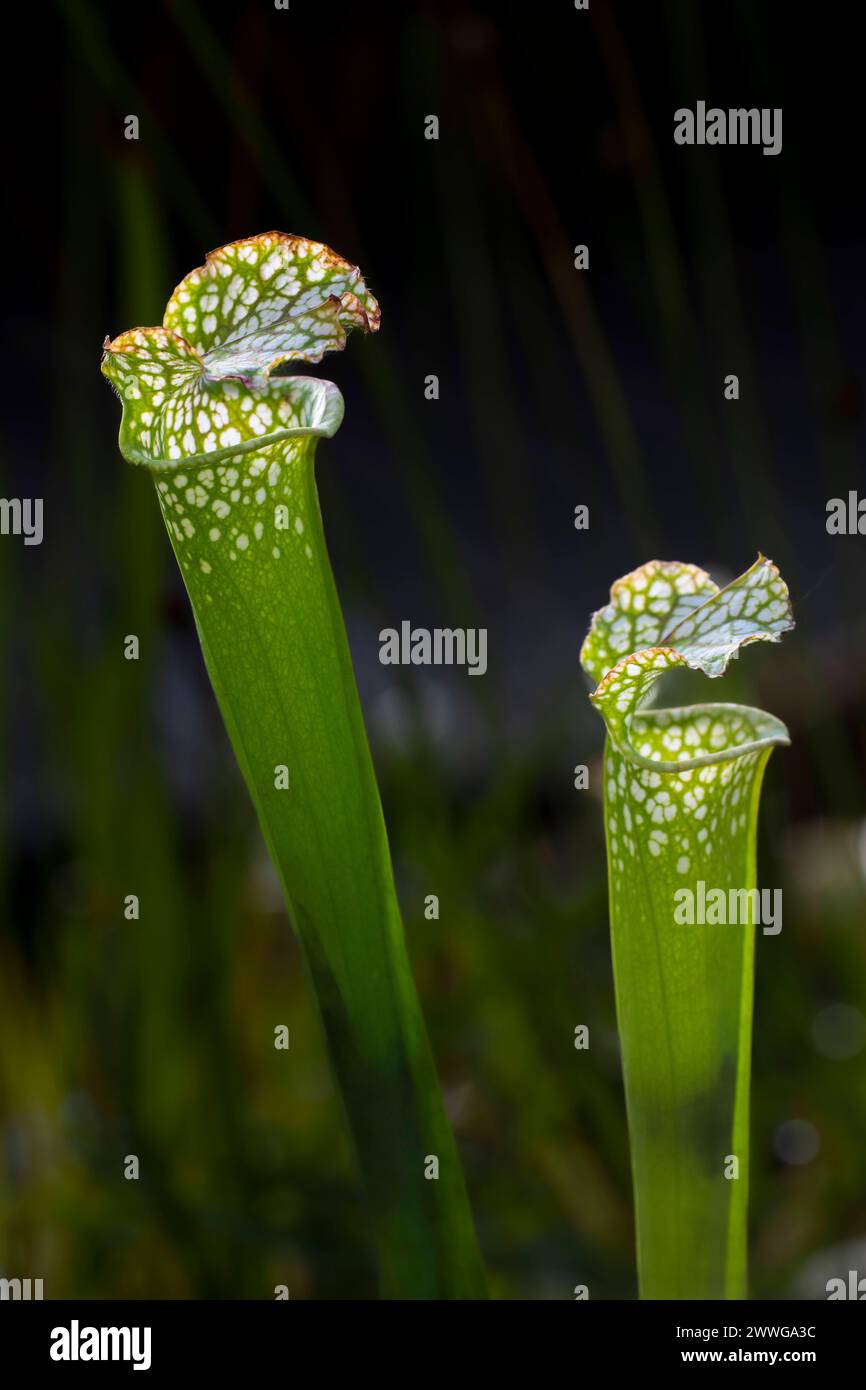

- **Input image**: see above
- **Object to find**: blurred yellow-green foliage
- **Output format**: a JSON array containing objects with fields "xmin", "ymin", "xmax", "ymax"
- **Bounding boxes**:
[{"xmin": 1, "ymin": 0, "xmax": 865, "ymax": 1298}]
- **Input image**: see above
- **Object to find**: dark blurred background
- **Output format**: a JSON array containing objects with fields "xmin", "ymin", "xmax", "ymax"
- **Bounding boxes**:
[{"xmin": 1, "ymin": 0, "xmax": 864, "ymax": 1298}]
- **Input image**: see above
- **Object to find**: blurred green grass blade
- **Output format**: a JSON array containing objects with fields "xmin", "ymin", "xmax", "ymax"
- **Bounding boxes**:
[
  {"xmin": 666, "ymin": 1, "xmax": 787, "ymax": 566},
  {"xmin": 0, "ymin": 446, "xmax": 11, "ymax": 903},
  {"xmin": 59, "ymin": 0, "xmax": 212, "ymax": 241},
  {"xmin": 101, "ymin": 233, "xmax": 486, "ymax": 1299},
  {"xmin": 581, "ymin": 557, "xmax": 793, "ymax": 1297},
  {"xmin": 457, "ymin": 30, "xmax": 660, "ymax": 550},
  {"xmin": 168, "ymin": 0, "xmax": 485, "ymax": 631}
]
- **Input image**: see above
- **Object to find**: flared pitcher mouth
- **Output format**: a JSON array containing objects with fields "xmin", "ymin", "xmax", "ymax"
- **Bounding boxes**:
[{"xmin": 101, "ymin": 231, "xmax": 377, "ymax": 473}]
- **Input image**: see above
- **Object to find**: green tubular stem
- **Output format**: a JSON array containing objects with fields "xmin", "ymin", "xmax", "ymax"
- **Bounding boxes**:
[
  {"xmin": 603, "ymin": 735, "xmax": 772, "ymax": 1299},
  {"xmin": 151, "ymin": 422, "xmax": 485, "ymax": 1298}
]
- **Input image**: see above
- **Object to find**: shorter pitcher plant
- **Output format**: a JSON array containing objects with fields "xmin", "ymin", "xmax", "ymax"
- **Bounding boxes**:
[{"xmin": 581, "ymin": 556, "xmax": 793, "ymax": 1298}]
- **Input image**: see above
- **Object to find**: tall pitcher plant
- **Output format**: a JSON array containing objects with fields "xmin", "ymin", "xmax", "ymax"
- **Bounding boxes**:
[{"xmin": 102, "ymin": 233, "xmax": 486, "ymax": 1300}]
